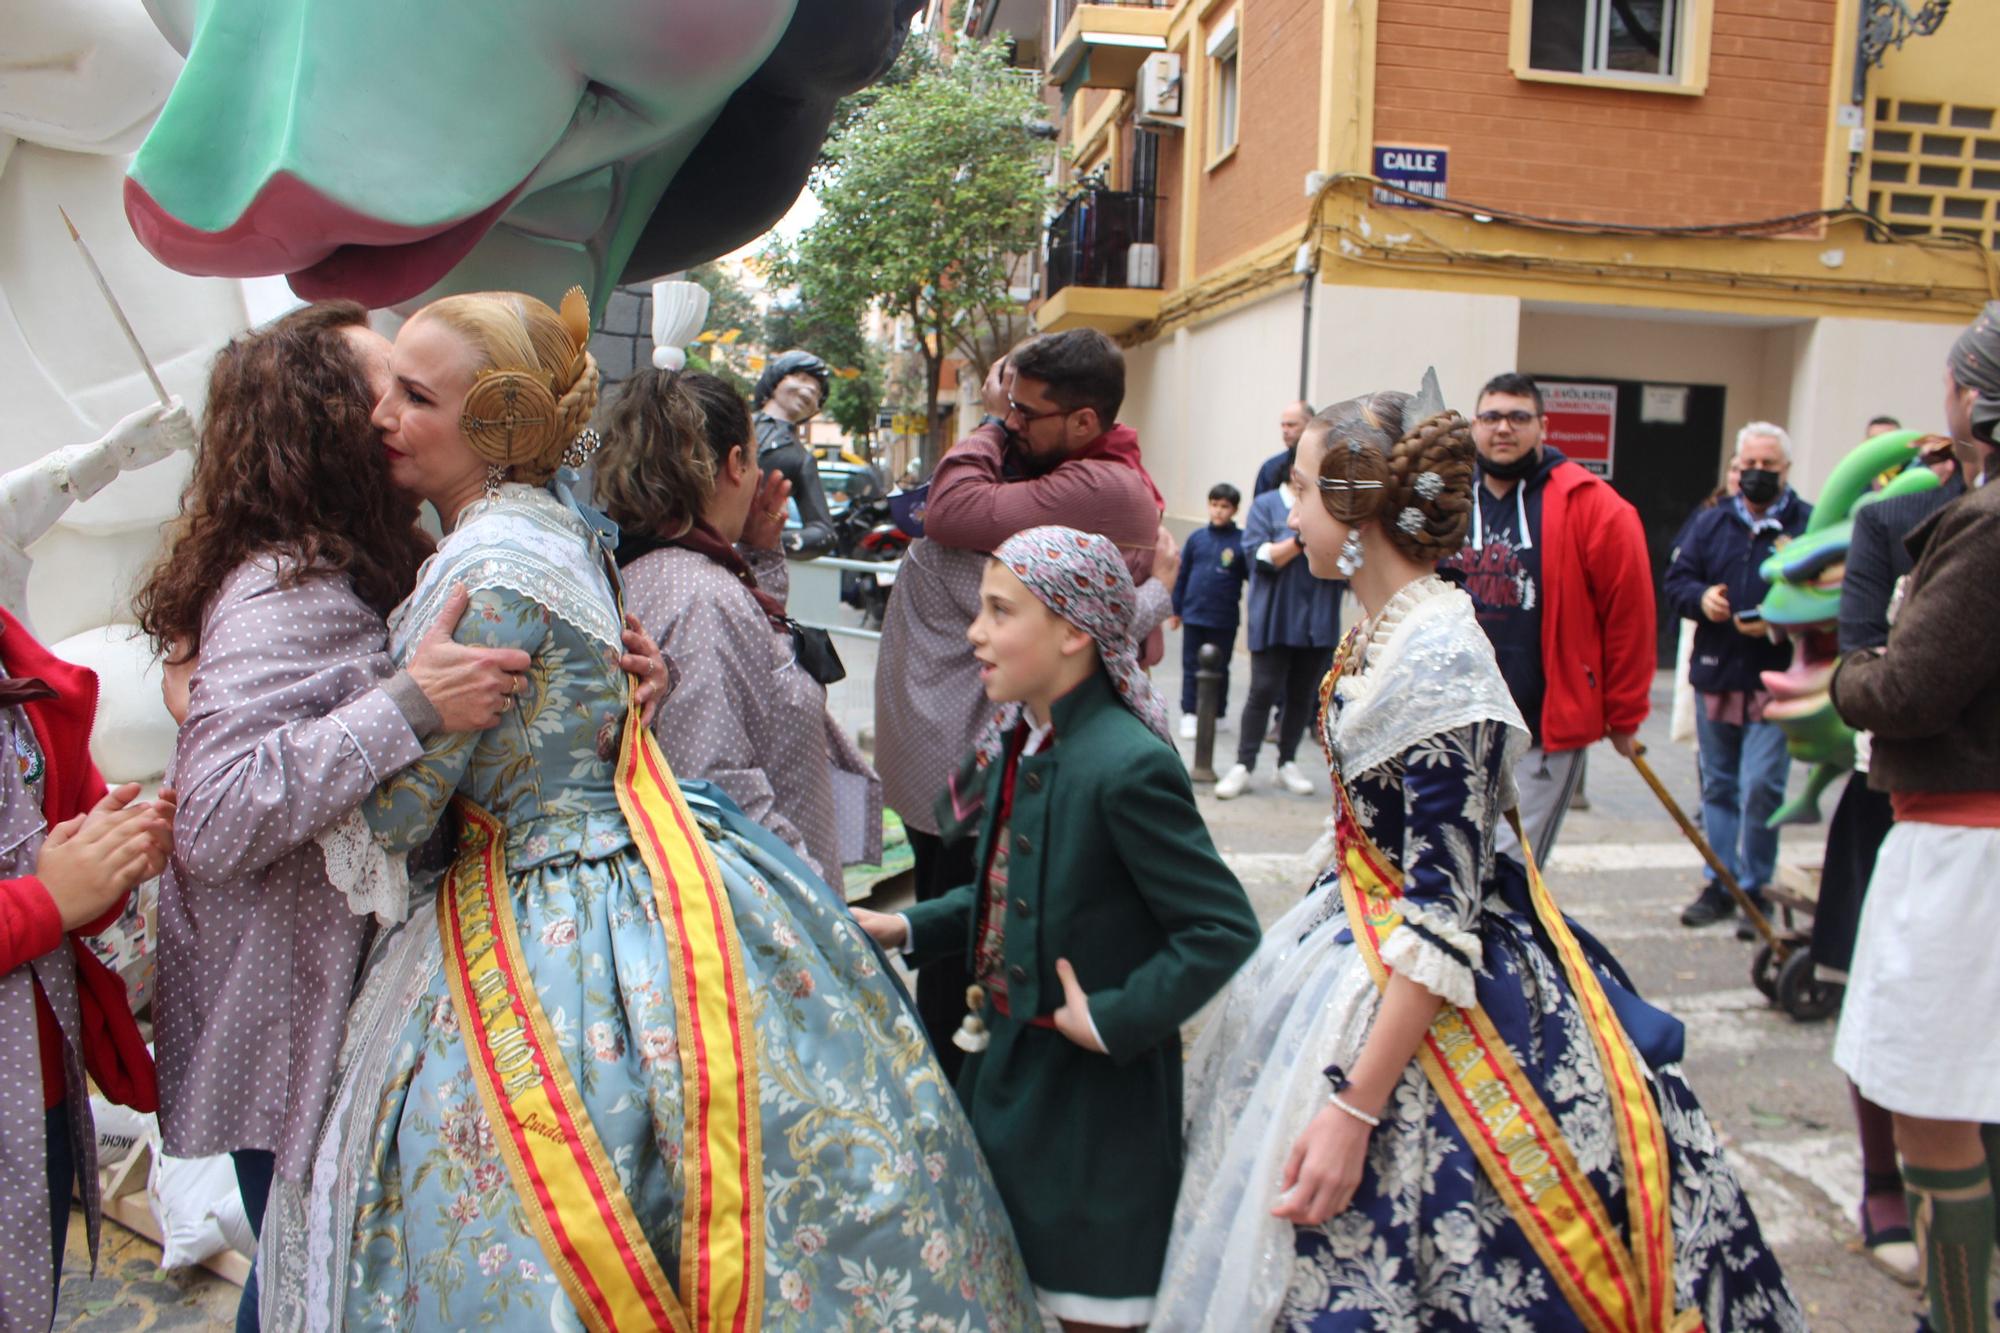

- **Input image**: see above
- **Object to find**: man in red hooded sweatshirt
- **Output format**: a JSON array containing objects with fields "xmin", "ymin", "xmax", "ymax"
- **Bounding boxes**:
[
  {"xmin": 875, "ymin": 328, "xmax": 1176, "ymax": 1076},
  {"xmin": 0, "ymin": 606, "xmax": 171, "ymax": 1332}
]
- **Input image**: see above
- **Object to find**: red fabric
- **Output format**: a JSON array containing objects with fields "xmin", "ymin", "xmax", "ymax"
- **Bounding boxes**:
[
  {"xmin": 0, "ymin": 607, "xmax": 156, "ymax": 1111},
  {"xmin": 1084, "ymin": 425, "xmax": 1166, "ymax": 510},
  {"xmin": 1536, "ymin": 463, "xmax": 1657, "ymax": 753},
  {"xmin": 72, "ymin": 944, "xmax": 154, "ymax": 1110},
  {"xmin": 973, "ymin": 725, "xmax": 1030, "ymax": 1018},
  {"xmin": 1891, "ymin": 790, "xmax": 2000, "ymax": 827}
]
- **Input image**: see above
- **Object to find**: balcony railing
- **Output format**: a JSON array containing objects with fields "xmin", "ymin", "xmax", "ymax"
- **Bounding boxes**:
[
  {"xmin": 1044, "ymin": 188, "xmax": 1163, "ymax": 298},
  {"xmin": 1051, "ymin": 0, "xmax": 1172, "ymax": 34}
]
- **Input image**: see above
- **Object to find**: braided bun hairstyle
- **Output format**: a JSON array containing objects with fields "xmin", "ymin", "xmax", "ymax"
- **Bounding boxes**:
[
  {"xmin": 409, "ymin": 287, "xmax": 601, "ymax": 484},
  {"xmin": 1312, "ymin": 389, "xmax": 1477, "ymax": 563}
]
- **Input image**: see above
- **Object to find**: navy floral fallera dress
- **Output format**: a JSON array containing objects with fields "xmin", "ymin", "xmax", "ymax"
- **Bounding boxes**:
[{"xmin": 1156, "ymin": 576, "xmax": 1804, "ymax": 1333}]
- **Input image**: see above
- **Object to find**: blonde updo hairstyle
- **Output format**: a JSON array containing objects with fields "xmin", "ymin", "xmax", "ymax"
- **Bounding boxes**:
[
  {"xmin": 1311, "ymin": 389, "xmax": 1477, "ymax": 562},
  {"xmin": 409, "ymin": 286, "xmax": 601, "ymax": 484}
]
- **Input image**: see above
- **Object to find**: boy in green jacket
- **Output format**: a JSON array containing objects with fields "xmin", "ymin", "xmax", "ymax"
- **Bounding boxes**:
[{"xmin": 856, "ymin": 525, "xmax": 1260, "ymax": 1330}]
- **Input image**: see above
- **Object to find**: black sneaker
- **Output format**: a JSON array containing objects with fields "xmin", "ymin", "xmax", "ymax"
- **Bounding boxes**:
[
  {"xmin": 1734, "ymin": 895, "xmax": 1770, "ymax": 941},
  {"xmin": 1680, "ymin": 892, "xmax": 1736, "ymax": 928}
]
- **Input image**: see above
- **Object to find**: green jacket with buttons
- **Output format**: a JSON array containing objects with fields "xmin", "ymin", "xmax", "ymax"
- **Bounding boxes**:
[{"xmin": 902, "ymin": 667, "xmax": 1260, "ymax": 1299}]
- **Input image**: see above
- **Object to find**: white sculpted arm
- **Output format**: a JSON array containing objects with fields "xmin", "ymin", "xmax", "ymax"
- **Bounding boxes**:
[{"xmin": 0, "ymin": 399, "xmax": 197, "ymax": 553}]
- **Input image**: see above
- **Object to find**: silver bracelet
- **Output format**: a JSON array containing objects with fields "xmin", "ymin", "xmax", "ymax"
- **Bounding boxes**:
[{"xmin": 1327, "ymin": 1090, "xmax": 1382, "ymax": 1128}]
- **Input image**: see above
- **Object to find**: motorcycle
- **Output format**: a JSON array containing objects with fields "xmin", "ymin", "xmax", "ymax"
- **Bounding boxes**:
[{"xmin": 835, "ymin": 492, "xmax": 912, "ymax": 630}]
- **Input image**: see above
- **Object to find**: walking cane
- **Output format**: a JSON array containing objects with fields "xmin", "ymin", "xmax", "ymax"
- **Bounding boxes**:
[{"xmin": 1626, "ymin": 741, "xmax": 1789, "ymax": 958}]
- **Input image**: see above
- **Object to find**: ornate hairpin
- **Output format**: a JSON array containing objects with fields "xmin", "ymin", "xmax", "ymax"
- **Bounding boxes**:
[
  {"xmin": 1414, "ymin": 471, "xmax": 1445, "ymax": 499},
  {"xmin": 561, "ymin": 428, "xmax": 603, "ymax": 472},
  {"xmin": 1317, "ymin": 476, "xmax": 1384, "ymax": 492},
  {"xmin": 1397, "ymin": 506, "xmax": 1426, "ymax": 534}
]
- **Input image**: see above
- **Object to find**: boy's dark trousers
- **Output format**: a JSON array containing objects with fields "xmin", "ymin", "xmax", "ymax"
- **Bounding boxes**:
[
  {"xmin": 1178, "ymin": 623, "xmax": 1237, "ymax": 716},
  {"xmin": 907, "ymin": 829, "xmax": 979, "ymax": 1084}
]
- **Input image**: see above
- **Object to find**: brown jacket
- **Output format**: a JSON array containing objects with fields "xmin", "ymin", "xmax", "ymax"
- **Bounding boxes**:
[{"xmin": 1831, "ymin": 475, "xmax": 2000, "ymax": 794}]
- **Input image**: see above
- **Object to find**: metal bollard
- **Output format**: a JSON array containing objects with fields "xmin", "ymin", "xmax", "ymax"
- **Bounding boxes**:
[{"xmin": 1191, "ymin": 642, "xmax": 1223, "ymax": 783}]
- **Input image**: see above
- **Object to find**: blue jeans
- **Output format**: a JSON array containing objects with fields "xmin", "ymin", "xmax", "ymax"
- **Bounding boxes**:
[
  {"xmin": 1694, "ymin": 705, "xmax": 1791, "ymax": 896},
  {"xmin": 232, "ymin": 1149, "xmax": 275, "ymax": 1333},
  {"xmin": 47, "ymin": 1104, "xmax": 73, "ymax": 1293}
]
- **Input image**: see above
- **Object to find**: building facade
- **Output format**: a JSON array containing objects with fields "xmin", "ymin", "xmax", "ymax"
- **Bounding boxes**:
[{"xmin": 971, "ymin": 0, "xmax": 1993, "ymax": 596}]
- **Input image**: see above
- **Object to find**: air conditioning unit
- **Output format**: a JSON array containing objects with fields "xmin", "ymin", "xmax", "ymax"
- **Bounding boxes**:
[
  {"xmin": 1126, "ymin": 243, "xmax": 1161, "ymax": 289},
  {"xmin": 1137, "ymin": 53, "xmax": 1182, "ymax": 120}
]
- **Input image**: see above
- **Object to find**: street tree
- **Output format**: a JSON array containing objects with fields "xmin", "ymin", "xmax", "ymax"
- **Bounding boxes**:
[
  {"xmin": 773, "ymin": 37, "xmax": 1051, "ymax": 466},
  {"xmin": 683, "ymin": 261, "xmax": 763, "ymax": 396}
]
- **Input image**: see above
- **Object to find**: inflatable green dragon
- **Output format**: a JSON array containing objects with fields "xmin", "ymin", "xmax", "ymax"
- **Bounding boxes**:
[{"xmin": 1755, "ymin": 429, "xmax": 1939, "ymax": 825}]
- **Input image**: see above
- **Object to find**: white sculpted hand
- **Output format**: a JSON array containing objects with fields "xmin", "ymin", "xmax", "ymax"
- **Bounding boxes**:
[{"xmin": 106, "ymin": 398, "xmax": 198, "ymax": 470}]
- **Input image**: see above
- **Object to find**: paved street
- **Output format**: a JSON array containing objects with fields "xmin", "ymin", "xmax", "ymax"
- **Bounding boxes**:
[{"xmin": 59, "ymin": 628, "xmax": 1922, "ymax": 1329}]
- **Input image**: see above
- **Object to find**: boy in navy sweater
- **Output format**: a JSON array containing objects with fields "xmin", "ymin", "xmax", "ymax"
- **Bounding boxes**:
[{"xmin": 1171, "ymin": 484, "xmax": 1250, "ymax": 737}]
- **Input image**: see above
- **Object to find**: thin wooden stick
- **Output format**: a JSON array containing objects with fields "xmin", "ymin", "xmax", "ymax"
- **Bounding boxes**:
[
  {"xmin": 58, "ymin": 206, "xmax": 171, "ymax": 406},
  {"xmin": 1627, "ymin": 742, "xmax": 1788, "ymax": 956}
]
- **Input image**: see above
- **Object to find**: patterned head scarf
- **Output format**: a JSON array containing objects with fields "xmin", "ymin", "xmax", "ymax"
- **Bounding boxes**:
[
  {"xmin": 972, "ymin": 526, "xmax": 1173, "ymax": 765},
  {"xmin": 1948, "ymin": 301, "xmax": 2000, "ymax": 444}
]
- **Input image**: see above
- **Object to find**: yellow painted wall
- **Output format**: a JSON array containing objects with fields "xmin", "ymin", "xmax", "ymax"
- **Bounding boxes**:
[
  {"xmin": 1870, "ymin": 6, "xmax": 2000, "ymax": 108},
  {"xmin": 1122, "ymin": 286, "xmax": 1310, "ymax": 520}
]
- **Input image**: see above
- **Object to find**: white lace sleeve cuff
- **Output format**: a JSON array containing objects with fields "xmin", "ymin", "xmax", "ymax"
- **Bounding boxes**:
[
  {"xmin": 1379, "ymin": 903, "xmax": 1481, "ymax": 1008},
  {"xmin": 315, "ymin": 808, "xmax": 412, "ymax": 926}
]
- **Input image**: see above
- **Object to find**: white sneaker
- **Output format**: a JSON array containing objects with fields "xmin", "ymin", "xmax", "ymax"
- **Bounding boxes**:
[
  {"xmin": 1277, "ymin": 761, "xmax": 1315, "ymax": 795},
  {"xmin": 1215, "ymin": 764, "xmax": 1251, "ymax": 799},
  {"xmin": 1178, "ymin": 714, "xmax": 1198, "ymax": 740}
]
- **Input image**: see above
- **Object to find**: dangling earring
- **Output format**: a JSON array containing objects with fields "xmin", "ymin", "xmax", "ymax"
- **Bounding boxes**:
[
  {"xmin": 1337, "ymin": 530, "xmax": 1366, "ymax": 578},
  {"xmin": 484, "ymin": 463, "xmax": 508, "ymax": 497}
]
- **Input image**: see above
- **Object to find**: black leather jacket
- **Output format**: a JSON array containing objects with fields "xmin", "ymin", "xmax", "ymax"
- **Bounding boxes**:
[{"xmin": 754, "ymin": 411, "xmax": 835, "ymax": 558}]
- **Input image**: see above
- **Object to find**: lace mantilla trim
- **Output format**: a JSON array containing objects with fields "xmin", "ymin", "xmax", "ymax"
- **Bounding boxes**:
[
  {"xmin": 1379, "ymin": 900, "xmax": 1482, "ymax": 1008},
  {"xmin": 389, "ymin": 484, "xmax": 622, "ymax": 663},
  {"xmin": 314, "ymin": 808, "xmax": 410, "ymax": 926},
  {"xmin": 1331, "ymin": 577, "xmax": 1529, "ymax": 781}
]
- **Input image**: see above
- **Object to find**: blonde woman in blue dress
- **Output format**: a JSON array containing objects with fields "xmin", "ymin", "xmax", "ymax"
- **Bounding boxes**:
[{"xmin": 260, "ymin": 289, "xmax": 1037, "ymax": 1333}]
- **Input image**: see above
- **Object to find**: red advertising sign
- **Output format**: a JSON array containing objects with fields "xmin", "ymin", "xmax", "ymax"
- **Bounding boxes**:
[{"xmin": 1537, "ymin": 381, "xmax": 1617, "ymax": 478}]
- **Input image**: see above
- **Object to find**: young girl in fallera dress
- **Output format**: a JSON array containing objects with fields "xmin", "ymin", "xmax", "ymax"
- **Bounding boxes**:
[{"xmin": 1155, "ymin": 379, "xmax": 1804, "ymax": 1332}]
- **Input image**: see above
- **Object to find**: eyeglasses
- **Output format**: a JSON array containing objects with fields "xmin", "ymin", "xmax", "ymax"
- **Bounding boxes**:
[
  {"xmin": 1475, "ymin": 410, "xmax": 1539, "ymax": 427},
  {"xmin": 1007, "ymin": 395, "xmax": 1073, "ymax": 425}
]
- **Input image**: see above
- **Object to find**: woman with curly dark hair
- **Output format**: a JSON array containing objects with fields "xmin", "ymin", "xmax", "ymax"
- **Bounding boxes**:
[{"xmin": 136, "ymin": 300, "xmax": 542, "ymax": 1333}]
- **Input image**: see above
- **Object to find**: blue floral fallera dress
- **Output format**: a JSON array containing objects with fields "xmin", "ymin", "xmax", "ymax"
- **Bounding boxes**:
[
  {"xmin": 263, "ymin": 486, "xmax": 1037, "ymax": 1333},
  {"xmin": 1156, "ymin": 577, "xmax": 1804, "ymax": 1333}
]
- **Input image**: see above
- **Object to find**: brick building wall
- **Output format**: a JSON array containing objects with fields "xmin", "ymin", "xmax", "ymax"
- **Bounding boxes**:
[
  {"xmin": 1370, "ymin": 0, "xmax": 1836, "ymax": 226},
  {"xmin": 1193, "ymin": 0, "xmax": 1324, "ymax": 272}
]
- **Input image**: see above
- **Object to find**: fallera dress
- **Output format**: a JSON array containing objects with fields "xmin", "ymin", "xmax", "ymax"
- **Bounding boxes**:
[
  {"xmin": 259, "ymin": 483, "xmax": 1038, "ymax": 1333},
  {"xmin": 1154, "ymin": 575, "xmax": 1804, "ymax": 1333}
]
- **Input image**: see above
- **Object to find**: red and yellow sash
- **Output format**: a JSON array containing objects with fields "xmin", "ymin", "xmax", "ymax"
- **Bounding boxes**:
[
  {"xmin": 1320, "ymin": 650, "xmax": 1698, "ymax": 1333},
  {"xmin": 441, "ymin": 707, "xmax": 764, "ymax": 1333}
]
